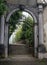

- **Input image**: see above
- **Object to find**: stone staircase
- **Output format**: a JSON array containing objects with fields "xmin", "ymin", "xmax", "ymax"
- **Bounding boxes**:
[
  {"xmin": 0, "ymin": 43, "xmax": 36, "ymax": 65},
  {"xmin": 0, "ymin": 54, "xmax": 38, "ymax": 65},
  {"xmin": 9, "ymin": 43, "xmax": 34, "ymax": 55}
]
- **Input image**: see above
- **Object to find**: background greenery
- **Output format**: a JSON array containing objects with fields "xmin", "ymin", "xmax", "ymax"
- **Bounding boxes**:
[
  {"xmin": 9, "ymin": 10, "xmax": 22, "ymax": 37},
  {"xmin": 0, "ymin": 0, "xmax": 6, "ymax": 15},
  {"xmin": 22, "ymin": 17, "xmax": 34, "ymax": 46},
  {"xmin": 9, "ymin": 10, "xmax": 34, "ymax": 46}
]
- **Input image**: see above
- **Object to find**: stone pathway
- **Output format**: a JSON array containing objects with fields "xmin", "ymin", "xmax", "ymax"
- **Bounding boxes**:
[
  {"xmin": 0, "ymin": 56, "xmax": 47, "ymax": 65},
  {"xmin": 0, "ymin": 43, "xmax": 47, "ymax": 65},
  {"xmin": 0, "ymin": 55, "xmax": 36, "ymax": 61}
]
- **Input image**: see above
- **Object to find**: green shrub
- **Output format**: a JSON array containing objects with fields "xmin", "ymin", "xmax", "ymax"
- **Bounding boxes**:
[
  {"xmin": 15, "ymin": 27, "xmax": 23, "ymax": 42},
  {"xmin": 22, "ymin": 17, "xmax": 34, "ymax": 46}
]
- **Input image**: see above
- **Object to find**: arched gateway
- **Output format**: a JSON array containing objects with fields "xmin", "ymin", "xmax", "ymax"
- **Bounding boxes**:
[
  {"xmin": 6, "ymin": 7, "xmax": 38, "ymax": 57},
  {"xmin": 0, "ymin": 0, "xmax": 47, "ymax": 59}
]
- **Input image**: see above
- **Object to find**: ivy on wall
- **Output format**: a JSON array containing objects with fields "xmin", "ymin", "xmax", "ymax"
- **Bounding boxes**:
[{"xmin": 0, "ymin": 0, "xmax": 6, "ymax": 15}]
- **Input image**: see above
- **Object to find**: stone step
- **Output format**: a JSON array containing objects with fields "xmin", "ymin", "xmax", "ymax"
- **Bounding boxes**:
[
  {"xmin": 9, "ymin": 44, "xmax": 34, "ymax": 55},
  {"xmin": 0, "ymin": 55, "xmax": 37, "ymax": 65},
  {"xmin": 9, "ymin": 55, "xmax": 36, "ymax": 61}
]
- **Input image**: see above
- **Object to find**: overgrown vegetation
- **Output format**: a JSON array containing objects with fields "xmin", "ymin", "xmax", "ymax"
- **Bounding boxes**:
[
  {"xmin": 15, "ymin": 26, "xmax": 23, "ymax": 42},
  {"xmin": 9, "ymin": 10, "xmax": 34, "ymax": 46},
  {"xmin": 22, "ymin": 17, "xmax": 34, "ymax": 46},
  {"xmin": 0, "ymin": 0, "xmax": 6, "ymax": 15},
  {"xmin": 9, "ymin": 10, "xmax": 22, "ymax": 37}
]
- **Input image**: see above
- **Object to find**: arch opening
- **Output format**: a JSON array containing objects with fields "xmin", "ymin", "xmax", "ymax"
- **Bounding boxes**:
[{"xmin": 6, "ymin": 8, "xmax": 38, "ymax": 57}]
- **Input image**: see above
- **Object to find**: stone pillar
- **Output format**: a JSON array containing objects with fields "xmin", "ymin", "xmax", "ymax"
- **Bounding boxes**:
[
  {"xmin": 4, "ymin": 22, "xmax": 9, "ymax": 58},
  {"xmin": 38, "ymin": 5, "xmax": 44, "ymax": 59},
  {"xmin": 34, "ymin": 24, "xmax": 38, "ymax": 57},
  {"xmin": 0, "ymin": 15, "xmax": 5, "ymax": 44},
  {"xmin": 38, "ymin": 5, "xmax": 43, "ymax": 46}
]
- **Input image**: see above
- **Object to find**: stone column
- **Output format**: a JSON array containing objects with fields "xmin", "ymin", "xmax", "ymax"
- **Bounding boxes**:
[
  {"xmin": 34, "ymin": 23, "xmax": 38, "ymax": 57},
  {"xmin": 38, "ymin": 5, "xmax": 44, "ymax": 59},
  {"xmin": 38, "ymin": 5, "xmax": 43, "ymax": 46},
  {"xmin": 4, "ymin": 22, "xmax": 9, "ymax": 58},
  {"xmin": 0, "ymin": 15, "xmax": 5, "ymax": 44}
]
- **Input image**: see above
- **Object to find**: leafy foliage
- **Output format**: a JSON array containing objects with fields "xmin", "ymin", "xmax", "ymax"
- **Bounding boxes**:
[
  {"xmin": 22, "ymin": 17, "xmax": 34, "ymax": 46},
  {"xmin": 9, "ymin": 11, "xmax": 34, "ymax": 46},
  {"xmin": 9, "ymin": 10, "xmax": 22, "ymax": 37},
  {"xmin": 0, "ymin": 0, "xmax": 6, "ymax": 15},
  {"xmin": 15, "ymin": 27, "xmax": 23, "ymax": 42}
]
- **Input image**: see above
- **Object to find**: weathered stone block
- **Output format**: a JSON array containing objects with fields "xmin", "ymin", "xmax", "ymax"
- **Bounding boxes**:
[
  {"xmin": 18, "ymin": 0, "xmax": 27, "ymax": 5},
  {"xmin": 37, "ymin": 0, "xmax": 42, "ymax": 3},
  {"xmin": 43, "ymin": 7, "xmax": 47, "ymax": 51},
  {"xmin": 6, "ymin": 0, "xmax": 37, "ymax": 6},
  {"xmin": 9, "ymin": 44, "xmax": 33, "ymax": 55},
  {"xmin": 6, "ymin": 0, "xmax": 18, "ymax": 4},
  {"xmin": 28, "ymin": 0, "xmax": 36, "ymax": 6}
]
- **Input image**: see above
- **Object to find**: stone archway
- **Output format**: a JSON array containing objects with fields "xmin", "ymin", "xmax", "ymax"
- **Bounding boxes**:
[
  {"xmin": 4, "ymin": 7, "xmax": 38, "ymax": 58},
  {"xmin": 0, "ymin": 0, "xmax": 47, "ymax": 59}
]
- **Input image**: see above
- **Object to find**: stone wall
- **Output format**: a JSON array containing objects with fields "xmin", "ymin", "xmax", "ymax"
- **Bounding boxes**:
[
  {"xmin": 43, "ymin": 7, "xmax": 47, "ymax": 51},
  {"xmin": 6, "ymin": 0, "xmax": 37, "ymax": 7},
  {"xmin": 0, "ymin": 0, "xmax": 47, "ymax": 59},
  {"xmin": 9, "ymin": 44, "xmax": 33, "ymax": 55}
]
